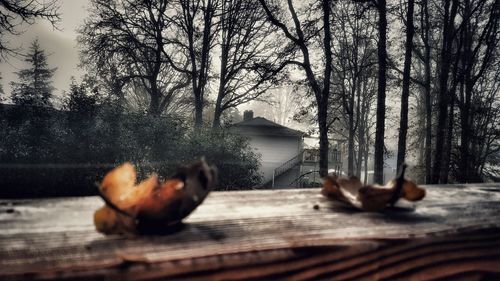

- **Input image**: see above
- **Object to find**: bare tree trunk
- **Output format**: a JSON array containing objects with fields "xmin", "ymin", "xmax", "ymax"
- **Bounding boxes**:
[
  {"xmin": 354, "ymin": 73, "xmax": 362, "ymax": 178},
  {"xmin": 212, "ymin": 100, "xmax": 223, "ymax": 128},
  {"xmin": 213, "ymin": 38, "xmax": 228, "ymax": 128},
  {"xmin": 318, "ymin": 98, "xmax": 330, "ymax": 176},
  {"xmin": 418, "ymin": 0, "xmax": 433, "ymax": 184},
  {"xmin": 355, "ymin": 76, "xmax": 366, "ymax": 179},
  {"xmin": 459, "ymin": 2, "xmax": 473, "ymax": 182},
  {"xmin": 432, "ymin": 0, "xmax": 458, "ymax": 183},
  {"xmin": 356, "ymin": 116, "xmax": 364, "ymax": 179},
  {"xmin": 396, "ymin": 0, "xmax": 415, "ymax": 172},
  {"xmin": 212, "ymin": 4, "xmax": 228, "ymax": 129},
  {"xmin": 456, "ymin": 0, "xmax": 499, "ymax": 182},
  {"xmin": 258, "ymin": 0, "xmax": 332, "ymax": 177},
  {"xmin": 374, "ymin": 0, "xmax": 387, "ymax": 184},
  {"xmin": 356, "ymin": 138, "xmax": 363, "ymax": 179},
  {"xmin": 441, "ymin": 23, "xmax": 463, "ymax": 183},
  {"xmin": 460, "ymin": 80, "xmax": 473, "ymax": 182},
  {"xmin": 318, "ymin": 0, "xmax": 332, "ymax": 177},
  {"xmin": 194, "ymin": 94, "xmax": 204, "ymax": 126},
  {"xmin": 182, "ymin": 0, "xmax": 216, "ymax": 128},
  {"xmin": 363, "ymin": 146, "xmax": 369, "ymax": 184},
  {"xmin": 441, "ymin": 92, "xmax": 454, "ymax": 183},
  {"xmin": 149, "ymin": 89, "xmax": 161, "ymax": 116},
  {"xmin": 348, "ymin": 112, "xmax": 355, "ymax": 176}
]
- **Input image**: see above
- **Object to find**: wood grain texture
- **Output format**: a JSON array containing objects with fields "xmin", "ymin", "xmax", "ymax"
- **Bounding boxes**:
[{"xmin": 1, "ymin": 183, "xmax": 500, "ymax": 280}]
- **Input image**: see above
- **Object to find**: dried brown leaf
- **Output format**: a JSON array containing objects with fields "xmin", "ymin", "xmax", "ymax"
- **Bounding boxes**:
[
  {"xmin": 94, "ymin": 159, "xmax": 217, "ymax": 235},
  {"xmin": 321, "ymin": 165, "xmax": 425, "ymax": 212}
]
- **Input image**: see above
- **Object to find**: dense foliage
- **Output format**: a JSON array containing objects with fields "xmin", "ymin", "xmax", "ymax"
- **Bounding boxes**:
[{"xmin": 0, "ymin": 105, "xmax": 261, "ymax": 197}]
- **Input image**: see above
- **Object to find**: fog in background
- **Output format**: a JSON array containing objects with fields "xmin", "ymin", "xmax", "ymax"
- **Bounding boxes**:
[{"xmin": 0, "ymin": 1, "xmax": 89, "ymax": 105}]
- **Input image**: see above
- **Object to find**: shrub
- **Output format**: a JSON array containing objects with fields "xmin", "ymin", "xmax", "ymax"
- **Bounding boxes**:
[{"xmin": 0, "ymin": 105, "xmax": 261, "ymax": 197}]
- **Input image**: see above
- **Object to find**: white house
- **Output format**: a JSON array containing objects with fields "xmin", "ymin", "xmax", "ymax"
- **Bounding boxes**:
[{"xmin": 231, "ymin": 111, "xmax": 342, "ymax": 188}]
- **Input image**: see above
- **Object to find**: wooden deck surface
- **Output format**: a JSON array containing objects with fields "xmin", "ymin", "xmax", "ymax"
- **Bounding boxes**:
[{"xmin": 1, "ymin": 183, "xmax": 500, "ymax": 280}]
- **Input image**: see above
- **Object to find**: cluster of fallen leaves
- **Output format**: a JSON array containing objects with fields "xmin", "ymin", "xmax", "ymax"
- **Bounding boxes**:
[
  {"xmin": 322, "ymin": 165, "xmax": 426, "ymax": 212},
  {"xmin": 93, "ymin": 160, "xmax": 424, "ymax": 235},
  {"xmin": 94, "ymin": 159, "xmax": 217, "ymax": 235}
]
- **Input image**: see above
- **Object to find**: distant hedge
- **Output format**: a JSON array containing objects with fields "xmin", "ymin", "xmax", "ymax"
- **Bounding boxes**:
[{"xmin": 0, "ymin": 105, "xmax": 261, "ymax": 198}]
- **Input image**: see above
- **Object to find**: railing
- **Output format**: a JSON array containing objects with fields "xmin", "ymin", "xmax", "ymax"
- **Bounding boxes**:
[
  {"xmin": 271, "ymin": 150, "xmax": 304, "ymax": 188},
  {"xmin": 1, "ymin": 184, "xmax": 499, "ymax": 280}
]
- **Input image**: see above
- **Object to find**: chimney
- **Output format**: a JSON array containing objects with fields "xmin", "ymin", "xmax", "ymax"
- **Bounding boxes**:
[{"xmin": 243, "ymin": 110, "xmax": 254, "ymax": 122}]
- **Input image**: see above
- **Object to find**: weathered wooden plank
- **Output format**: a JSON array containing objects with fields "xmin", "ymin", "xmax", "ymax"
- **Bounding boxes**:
[{"xmin": 0, "ymin": 183, "xmax": 499, "ymax": 280}]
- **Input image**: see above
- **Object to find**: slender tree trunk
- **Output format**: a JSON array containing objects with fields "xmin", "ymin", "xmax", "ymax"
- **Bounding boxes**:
[
  {"xmin": 432, "ymin": 0, "xmax": 458, "ymax": 183},
  {"xmin": 363, "ymin": 146, "xmax": 369, "ymax": 184},
  {"xmin": 460, "ymin": 81, "xmax": 472, "ymax": 182},
  {"xmin": 212, "ymin": 102, "xmax": 223, "ymax": 128},
  {"xmin": 348, "ymin": 112, "xmax": 355, "ymax": 176},
  {"xmin": 194, "ymin": 93, "xmax": 203, "ymax": 126},
  {"xmin": 258, "ymin": 0, "xmax": 332, "ymax": 176},
  {"xmin": 374, "ymin": 0, "xmax": 387, "ymax": 184},
  {"xmin": 361, "ymin": 76, "xmax": 370, "ymax": 183},
  {"xmin": 441, "ymin": 92, "xmax": 454, "ymax": 183},
  {"xmin": 396, "ymin": 0, "xmax": 415, "ymax": 172},
  {"xmin": 356, "ymin": 120, "xmax": 364, "ymax": 179},
  {"xmin": 213, "ymin": 57, "xmax": 227, "ymax": 128},
  {"xmin": 318, "ymin": 104, "xmax": 329, "ymax": 177},
  {"xmin": 424, "ymin": 85, "xmax": 432, "ymax": 182},
  {"xmin": 213, "ymin": 2, "xmax": 228, "ymax": 129},
  {"xmin": 354, "ymin": 77, "xmax": 364, "ymax": 179},
  {"xmin": 459, "ymin": 13, "xmax": 473, "ymax": 183},
  {"xmin": 364, "ymin": 107, "xmax": 370, "ymax": 185},
  {"xmin": 318, "ymin": 0, "xmax": 332, "ymax": 178},
  {"xmin": 420, "ymin": 0, "xmax": 433, "ymax": 184}
]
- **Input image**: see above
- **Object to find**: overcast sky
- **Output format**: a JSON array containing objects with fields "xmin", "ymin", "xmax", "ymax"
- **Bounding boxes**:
[{"xmin": 0, "ymin": 0, "xmax": 90, "ymax": 105}]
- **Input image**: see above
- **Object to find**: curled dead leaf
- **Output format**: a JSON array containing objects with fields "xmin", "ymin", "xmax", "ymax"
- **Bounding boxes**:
[
  {"xmin": 94, "ymin": 159, "xmax": 217, "ymax": 234},
  {"xmin": 322, "ymin": 165, "xmax": 425, "ymax": 212}
]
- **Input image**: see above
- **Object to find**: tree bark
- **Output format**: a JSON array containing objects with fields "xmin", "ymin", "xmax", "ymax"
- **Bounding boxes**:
[
  {"xmin": 182, "ymin": 0, "xmax": 216, "ymax": 128},
  {"xmin": 213, "ymin": 40, "xmax": 228, "ymax": 128},
  {"xmin": 374, "ymin": 0, "xmax": 387, "ymax": 184},
  {"xmin": 417, "ymin": 0, "xmax": 433, "ymax": 184},
  {"xmin": 441, "ymin": 91, "xmax": 454, "ymax": 183},
  {"xmin": 348, "ymin": 111, "xmax": 355, "ymax": 177},
  {"xmin": 423, "ymin": 57, "xmax": 432, "ymax": 179},
  {"xmin": 149, "ymin": 90, "xmax": 161, "ymax": 116},
  {"xmin": 318, "ymin": 0, "xmax": 333, "ymax": 177},
  {"xmin": 356, "ymin": 104, "xmax": 365, "ymax": 179},
  {"xmin": 212, "ymin": 102, "xmax": 223, "ymax": 128},
  {"xmin": 396, "ymin": 0, "xmax": 415, "ymax": 173},
  {"xmin": 431, "ymin": 0, "xmax": 458, "ymax": 183},
  {"xmin": 458, "ymin": 1, "xmax": 473, "ymax": 183},
  {"xmin": 318, "ymin": 104, "xmax": 329, "ymax": 177},
  {"xmin": 258, "ymin": 0, "xmax": 332, "ymax": 177},
  {"xmin": 194, "ymin": 93, "xmax": 204, "ymax": 126}
]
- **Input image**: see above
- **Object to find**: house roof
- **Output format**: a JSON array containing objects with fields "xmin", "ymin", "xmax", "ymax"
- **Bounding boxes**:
[{"xmin": 231, "ymin": 117, "xmax": 304, "ymax": 137}]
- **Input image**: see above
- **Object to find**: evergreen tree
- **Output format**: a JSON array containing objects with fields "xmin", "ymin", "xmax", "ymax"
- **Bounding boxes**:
[
  {"xmin": 10, "ymin": 40, "xmax": 56, "ymax": 107},
  {"xmin": 63, "ymin": 77, "xmax": 100, "ymax": 113}
]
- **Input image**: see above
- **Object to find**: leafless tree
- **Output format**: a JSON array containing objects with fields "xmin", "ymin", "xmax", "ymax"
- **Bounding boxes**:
[
  {"xmin": 455, "ymin": 0, "xmax": 499, "ymax": 182},
  {"xmin": 168, "ymin": 0, "xmax": 221, "ymax": 126},
  {"xmin": 0, "ymin": 0, "xmax": 60, "ymax": 58},
  {"xmin": 259, "ymin": 0, "xmax": 335, "ymax": 177},
  {"xmin": 395, "ymin": 0, "xmax": 415, "ymax": 172},
  {"xmin": 212, "ymin": 0, "xmax": 284, "ymax": 128},
  {"xmin": 430, "ymin": 0, "xmax": 459, "ymax": 183},
  {"xmin": 330, "ymin": 0, "xmax": 377, "ymax": 177},
  {"xmin": 79, "ymin": 0, "xmax": 191, "ymax": 116},
  {"xmin": 257, "ymin": 84, "xmax": 308, "ymax": 127},
  {"xmin": 352, "ymin": 0, "xmax": 388, "ymax": 184}
]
